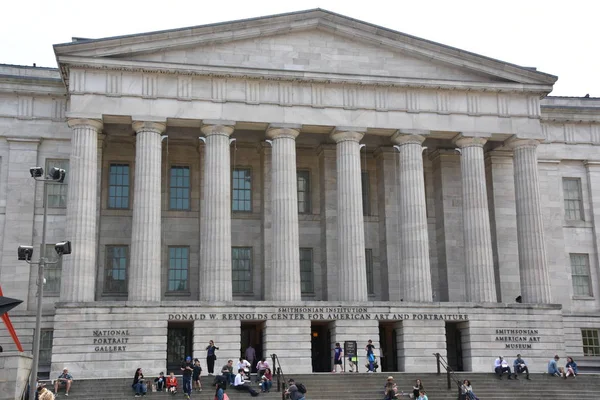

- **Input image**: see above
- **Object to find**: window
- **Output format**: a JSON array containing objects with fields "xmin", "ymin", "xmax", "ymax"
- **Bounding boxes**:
[
  {"xmin": 232, "ymin": 168, "xmax": 252, "ymax": 212},
  {"xmin": 571, "ymin": 254, "xmax": 592, "ymax": 296},
  {"xmin": 582, "ymin": 329, "xmax": 600, "ymax": 356},
  {"xmin": 297, "ymin": 170, "xmax": 311, "ymax": 214},
  {"xmin": 232, "ymin": 247, "xmax": 252, "ymax": 294},
  {"xmin": 168, "ymin": 247, "xmax": 189, "ymax": 292},
  {"xmin": 563, "ymin": 178, "xmax": 583, "ymax": 220},
  {"xmin": 45, "ymin": 159, "xmax": 69, "ymax": 208},
  {"xmin": 108, "ymin": 164, "xmax": 130, "ymax": 209},
  {"xmin": 300, "ymin": 248, "xmax": 314, "ymax": 294},
  {"xmin": 362, "ymin": 171, "xmax": 370, "ymax": 216},
  {"xmin": 39, "ymin": 329, "xmax": 53, "ymax": 366},
  {"xmin": 104, "ymin": 246, "xmax": 128, "ymax": 294},
  {"xmin": 44, "ymin": 245, "xmax": 62, "ymax": 295},
  {"xmin": 170, "ymin": 166, "xmax": 190, "ymax": 210},
  {"xmin": 366, "ymin": 249, "xmax": 374, "ymax": 295}
]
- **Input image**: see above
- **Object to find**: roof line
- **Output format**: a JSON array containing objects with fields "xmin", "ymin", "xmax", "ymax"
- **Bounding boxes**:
[{"xmin": 0, "ymin": 63, "xmax": 59, "ymax": 71}]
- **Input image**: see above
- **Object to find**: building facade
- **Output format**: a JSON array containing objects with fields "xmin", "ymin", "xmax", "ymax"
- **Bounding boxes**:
[{"xmin": 1, "ymin": 9, "xmax": 599, "ymax": 378}]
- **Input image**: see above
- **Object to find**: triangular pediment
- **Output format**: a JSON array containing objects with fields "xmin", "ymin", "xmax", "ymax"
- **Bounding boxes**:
[{"xmin": 54, "ymin": 9, "xmax": 557, "ymax": 88}]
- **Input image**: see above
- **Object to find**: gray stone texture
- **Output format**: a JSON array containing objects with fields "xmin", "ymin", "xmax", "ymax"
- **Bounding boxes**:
[
  {"xmin": 0, "ymin": 352, "xmax": 33, "ymax": 400},
  {"xmin": 392, "ymin": 133, "xmax": 432, "ymax": 302},
  {"xmin": 507, "ymin": 139, "xmax": 552, "ymax": 304},
  {"xmin": 455, "ymin": 136, "xmax": 497, "ymax": 303},
  {"xmin": 199, "ymin": 123, "xmax": 235, "ymax": 302},
  {"xmin": 318, "ymin": 145, "xmax": 338, "ymax": 301},
  {"xmin": 266, "ymin": 126, "xmax": 301, "ymax": 301},
  {"xmin": 331, "ymin": 130, "xmax": 368, "ymax": 302},
  {"xmin": 128, "ymin": 121, "xmax": 165, "ymax": 302}
]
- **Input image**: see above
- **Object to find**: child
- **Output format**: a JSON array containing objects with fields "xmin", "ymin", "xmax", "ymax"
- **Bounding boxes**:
[
  {"xmin": 154, "ymin": 372, "xmax": 165, "ymax": 392},
  {"xmin": 193, "ymin": 358, "xmax": 203, "ymax": 391},
  {"xmin": 166, "ymin": 372, "xmax": 178, "ymax": 395}
]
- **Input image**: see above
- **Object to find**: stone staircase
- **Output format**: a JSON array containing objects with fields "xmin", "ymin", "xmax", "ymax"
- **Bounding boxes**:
[{"xmin": 40, "ymin": 372, "xmax": 600, "ymax": 400}]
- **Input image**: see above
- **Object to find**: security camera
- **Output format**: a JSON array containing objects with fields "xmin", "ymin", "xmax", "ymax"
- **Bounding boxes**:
[
  {"xmin": 54, "ymin": 241, "xmax": 72, "ymax": 256},
  {"xmin": 49, "ymin": 167, "xmax": 66, "ymax": 183},
  {"xmin": 29, "ymin": 167, "xmax": 44, "ymax": 178},
  {"xmin": 18, "ymin": 245, "xmax": 34, "ymax": 261}
]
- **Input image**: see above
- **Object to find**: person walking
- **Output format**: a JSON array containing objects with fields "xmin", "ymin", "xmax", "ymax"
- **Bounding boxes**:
[
  {"xmin": 206, "ymin": 340, "xmax": 219, "ymax": 375},
  {"xmin": 181, "ymin": 356, "xmax": 194, "ymax": 399},
  {"xmin": 332, "ymin": 342, "xmax": 344, "ymax": 373},
  {"xmin": 365, "ymin": 340, "xmax": 376, "ymax": 373}
]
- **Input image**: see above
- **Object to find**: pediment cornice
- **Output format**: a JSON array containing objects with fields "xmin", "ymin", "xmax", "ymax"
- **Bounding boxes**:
[{"xmin": 54, "ymin": 9, "xmax": 557, "ymax": 90}]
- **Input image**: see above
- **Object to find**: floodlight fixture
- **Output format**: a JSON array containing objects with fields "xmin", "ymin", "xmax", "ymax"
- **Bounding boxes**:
[{"xmin": 17, "ymin": 245, "xmax": 34, "ymax": 261}]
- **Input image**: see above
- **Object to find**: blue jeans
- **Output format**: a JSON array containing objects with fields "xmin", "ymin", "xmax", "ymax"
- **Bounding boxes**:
[
  {"xmin": 133, "ymin": 382, "xmax": 147, "ymax": 394},
  {"xmin": 261, "ymin": 380, "xmax": 272, "ymax": 392},
  {"xmin": 183, "ymin": 376, "xmax": 192, "ymax": 395}
]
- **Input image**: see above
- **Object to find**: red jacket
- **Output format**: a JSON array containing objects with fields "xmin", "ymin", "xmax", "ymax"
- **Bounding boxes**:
[{"xmin": 166, "ymin": 376, "xmax": 177, "ymax": 388}]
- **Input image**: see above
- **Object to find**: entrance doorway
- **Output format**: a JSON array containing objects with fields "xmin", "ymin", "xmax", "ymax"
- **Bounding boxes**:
[
  {"xmin": 379, "ymin": 322, "xmax": 398, "ymax": 372},
  {"xmin": 241, "ymin": 321, "xmax": 264, "ymax": 372},
  {"xmin": 167, "ymin": 321, "xmax": 193, "ymax": 372},
  {"xmin": 445, "ymin": 322, "xmax": 466, "ymax": 372},
  {"xmin": 311, "ymin": 322, "xmax": 331, "ymax": 372}
]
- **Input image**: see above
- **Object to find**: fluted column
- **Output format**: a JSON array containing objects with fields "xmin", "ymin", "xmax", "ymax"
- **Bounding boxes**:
[
  {"xmin": 200, "ymin": 121, "xmax": 235, "ymax": 302},
  {"xmin": 128, "ymin": 121, "xmax": 166, "ymax": 302},
  {"xmin": 331, "ymin": 129, "xmax": 368, "ymax": 302},
  {"xmin": 454, "ymin": 136, "xmax": 497, "ymax": 302},
  {"xmin": 266, "ymin": 125, "xmax": 301, "ymax": 301},
  {"xmin": 392, "ymin": 132, "xmax": 433, "ymax": 302},
  {"xmin": 507, "ymin": 138, "xmax": 551, "ymax": 303},
  {"xmin": 60, "ymin": 118, "xmax": 102, "ymax": 302}
]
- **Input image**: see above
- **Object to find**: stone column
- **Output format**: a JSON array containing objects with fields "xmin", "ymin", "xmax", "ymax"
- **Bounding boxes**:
[
  {"xmin": 454, "ymin": 136, "xmax": 497, "ymax": 303},
  {"xmin": 506, "ymin": 138, "xmax": 551, "ymax": 303},
  {"xmin": 128, "ymin": 121, "xmax": 166, "ymax": 302},
  {"xmin": 60, "ymin": 119, "xmax": 102, "ymax": 302},
  {"xmin": 266, "ymin": 125, "xmax": 301, "ymax": 301},
  {"xmin": 331, "ymin": 129, "xmax": 368, "ymax": 302},
  {"xmin": 392, "ymin": 132, "xmax": 433, "ymax": 302},
  {"xmin": 199, "ymin": 121, "xmax": 234, "ymax": 302}
]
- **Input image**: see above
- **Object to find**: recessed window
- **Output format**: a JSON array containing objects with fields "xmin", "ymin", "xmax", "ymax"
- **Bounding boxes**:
[
  {"xmin": 232, "ymin": 168, "xmax": 252, "ymax": 212},
  {"xmin": 168, "ymin": 246, "xmax": 189, "ymax": 292},
  {"xmin": 366, "ymin": 249, "xmax": 374, "ymax": 295},
  {"xmin": 300, "ymin": 248, "xmax": 314, "ymax": 294},
  {"xmin": 232, "ymin": 247, "xmax": 252, "ymax": 294},
  {"xmin": 104, "ymin": 246, "xmax": 128, "ymax": 294},
  {"xmin": 44, "ymin": 245, "xmax": 62, "ymax": 296},
  {"xmin": 362, "ymin": 171, "xmax": 370, "ymax": 216},
  {"xmin": 582, "ymin": 329, "xmax": 600, "ymax": 356},
  {"xmin": 571, "ymin": 253, "xmax": 592, "ymax": 296},
  {"xmin": 297, "ymin": 170, "xmax": 311, "ymax": 214},
  {"xmin": 39, "ymin": 329, "xmax": 53, "ymax": 367},
  {"xmin": 170, "ymin": 166, "xmax": 191, "ymax": 210},
  {"xmin": 108, "ymin": 164, "xmax": 130, "ymax": 209},
  {"xmin": 45, "ymin": 159, "xmax": 69, "ymax": 208},
  {"xmin": 563, "ymin": 178, "xmax": 583, "ymax": 220}
]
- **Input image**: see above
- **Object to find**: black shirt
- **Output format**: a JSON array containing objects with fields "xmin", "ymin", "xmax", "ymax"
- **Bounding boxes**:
[{"xmin": 181, "ymin": 361, "xmax": 193, "ymax": 377}]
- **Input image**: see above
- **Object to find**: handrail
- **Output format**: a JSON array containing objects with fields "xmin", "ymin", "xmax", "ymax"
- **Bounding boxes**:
[
  {"xmin": 270, "ymin": 353, "xmax": 287, "ymax": 400},
  {"xmin": 433, "ymin": 352, "xmax": 463, "ymax": 396}
]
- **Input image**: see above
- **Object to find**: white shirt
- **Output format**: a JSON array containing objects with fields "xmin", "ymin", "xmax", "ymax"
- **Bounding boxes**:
[
  {"xmin": 236, "ymin": 360, "xmax": 251, "ymax": 371},
  {"xmin": 234, "ymin": 373, "xmax": 244, "ymax": 386}
]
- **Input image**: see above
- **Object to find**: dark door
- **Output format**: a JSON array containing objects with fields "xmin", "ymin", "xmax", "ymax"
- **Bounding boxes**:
[
  {"xmin": 311, "ymin": 324, "xmax": 331, "ymax": 372},
  {"xmin": 167, "ymin": 322, "xmax": 193, "ymax": 373}
]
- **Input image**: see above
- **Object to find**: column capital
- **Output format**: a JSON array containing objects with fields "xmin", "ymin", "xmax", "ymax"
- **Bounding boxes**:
[
  {"xmin": 453, "ymin": 134, "xmax": 488, "ymax": 148},
  {"xmin": 391, "ymin": 132, "xmax": 426, "ymax": 146},
  {"xmin": 68, "ymin": 118, "xmax": 103, "ymax": 131},
  {"xmin": 267, "ymin": 124, "xmax": 300, "ymax": 140},
  {"xmin": 201, "ymin": 122, "xmax": 234, "ymax": 137},
  {"xmin": 132, "ymin": 121, "xmax": 166, "ymax": 134},
  {"xmin": 330, "ymin": 129, "xmax": 364, "ymax": 143},
  {"xmin": 505, "ymin": 136, "xmax": 541, "ymax": 150}
]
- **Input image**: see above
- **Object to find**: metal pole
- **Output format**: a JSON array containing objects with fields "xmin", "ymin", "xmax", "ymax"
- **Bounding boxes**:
[
  {"xmin": 436, "ymin": 353, "xmax": 441, "ymax": 374},
  {"xmin": 29, "ymin": 180, "xmax": 49, "ymax": 400}
]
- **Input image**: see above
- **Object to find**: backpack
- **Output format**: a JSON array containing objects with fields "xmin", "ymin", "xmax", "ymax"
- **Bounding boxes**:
[{"xmin": 296, "ymin": 383, "xmax": 307, "ymax": 394}]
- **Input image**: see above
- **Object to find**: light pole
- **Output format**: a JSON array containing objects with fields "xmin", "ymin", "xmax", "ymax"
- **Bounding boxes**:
[{"xmin": 18, "ymin": 166, "xmax": 71, "ymax": 400}]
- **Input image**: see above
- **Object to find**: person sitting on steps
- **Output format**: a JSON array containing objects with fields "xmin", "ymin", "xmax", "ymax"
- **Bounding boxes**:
[
  {"xmin": 166, "ymin": 372, "xmax": 178, "ymax": 394},
  {"xmin": 513, "ymin": 354, "xmax": 531, "ymax": 380},
  {"xmin": 565, "ymin": 356, "xmax": 578, "ymax": 378},
  {"xmin": 548, "ymin": 355, "xmax": 562, "ymax": 377},
  {"xmin": 494, "ymin": 356, "xmax": 515, "ymax": 379},
  {"xmin": 54, "ymin": 368, "xmax": 73, "ymax": 397}
]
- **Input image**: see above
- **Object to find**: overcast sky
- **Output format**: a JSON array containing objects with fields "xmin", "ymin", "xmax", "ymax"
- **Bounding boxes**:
[{"xmin": 2, "ymin": 0, "xmax": 597, "ymax": 97}]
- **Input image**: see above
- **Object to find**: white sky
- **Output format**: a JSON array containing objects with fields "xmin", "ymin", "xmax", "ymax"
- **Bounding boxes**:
[{"xmin": 1, "ymin": 0, "xmax": 598, "ymax": 97}]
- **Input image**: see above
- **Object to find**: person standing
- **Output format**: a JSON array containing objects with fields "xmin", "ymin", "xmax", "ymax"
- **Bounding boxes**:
[
  {"xmin": 365, "ymin": 340, "xmax": 376, "ymax": 373},
  {"xmin": 193, "ymin": 358, "xmax": 203, "ymax": 392},
  {"xmin": 206, "ymin": 340, "xmax": 219, "ymax": 375},
  {"xmin": 332, "ymin": 343, "xmax": 344, "ymax": 373},
  {"xmin": 245, "ymin": 345, "xmax": 256, "ymax": 372},
  {"xmin": 181, "ymin": 356, "xmax": 194, "ymax": 399}
]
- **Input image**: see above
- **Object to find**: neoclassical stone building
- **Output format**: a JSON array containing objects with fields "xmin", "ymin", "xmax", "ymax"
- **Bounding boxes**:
[{"xmin": 1, "ymin": 9, "xmax": 599, "ymax": 378}]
